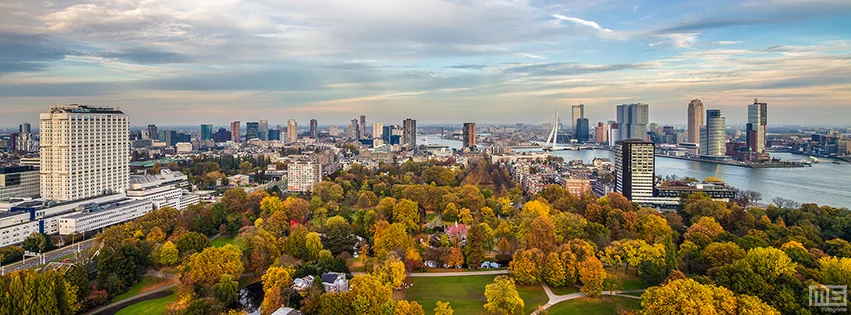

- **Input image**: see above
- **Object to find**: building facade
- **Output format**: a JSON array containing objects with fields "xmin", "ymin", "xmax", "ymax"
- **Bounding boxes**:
[
  {"xmin": 594, "ymin": 122, "xmax": 608, "ymax": 144},
  {"xmin": 288, "ymin": 162, "xmax": 322, "ymax": 192},
  {"xmin": 126, "ymin": 169, "xmax": 199, "ymax": 210},
  {"xmin": 230, "ymin": 121, "xmax": 240, "ymax": 143},
  {"xmin": 309, "ymin": 119, "xmax": 318, "ymax": 138},
  {"xmin": 747, "ymin": 99, "xmax": 768, "ymax": 153},
  {"xmin": 0, "ymin": 166, "xmax": 40, "ymax": 201},
  {"xmin": 259, "ymin": 120, "xmax": 269, "ymax": 141},
  {"xmin": 616, "ymin": 103, "xmax": 649, "ymax": 141},
  {"xmin": 287, "ymin": 119, "xmax": 298, "ymax": 143},
  {"xmin": 57, "ymin": 199, "xmax": 154, "ymax": 235},
  {"xmin": 687, "ymin": 99, "xmax": 704, "ymax": 144},
  {"xmin": 40, "ymin": 105, "xmax": 130, "ymax": 202},
  {"xmin": 463, "ymin": 122, "xmax": 476, "ymax": 148},
  {"xmin": 201, "ymin": 124, "xmax": 213, "ymax": 141},
  {"xmin": 246, "ymin": 122, "xmax": 260, "ymax": 141},
  {"xmin": 704, "ymin": 109, "xmax": 726, "ymax": 156},
  {"xmin": 403, "ymin": 118, "xmax": 417, "ymax": 150},
  {"xmin": 372, "ymin": 122, "xmax": 383, "ymax": 140},
  {"xmin": 571, "ymin": 104, "xmax": 584, "ymax": 133},
  {"xmin": 615, "ymin": 139, "xmax": 655, "ymax": 202},
  {"xmin": 575, "ymin": 118, "xmax": 590, "ymax": 142}
]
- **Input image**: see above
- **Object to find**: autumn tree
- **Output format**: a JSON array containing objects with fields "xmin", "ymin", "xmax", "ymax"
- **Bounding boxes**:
[
  {"xmin": 260, "ymin": 267, "xmax": 293, "ymax": 312},
  {"xmin": 484, "ymin": 275, "xmax": 524, "ymax": 315},
  {"xmin": 509, "ymin": 249, "xmax": 542, "ymax": 285},
  {"xmin": 683, "ymin": 216, "xmax": 724, "ymax": 247},
  {"xmin": 176, "ymin": 231, "xmax": 211, "ymax": 256},
  {"xmin": 464, "ymin": 224, "xmax": 486, "ymax": 269},
  {"xmin": 369, "ymin": 255, "xmax": 407, "ymax": 288},
  {"xmin": 393, "ymin": 199, "xmax": 420, "ymax": 231},
  {"xmin": 434, "ymin": 301, "xmax": 454, "ymax": 315},
  {"xmin": 526, "ymin": 215, "xmax": 557, "ymax": 252},
  {"xmin": 394, "ymin": 300, "xmax": 425, "ymax": 315},
  {"xmin": 158, "ymin": 240, "xmax": 180, "ymax": 265},
  {"xmin": 818, "ymin": 256, "xmax": 851, "ymax": 288},
  {"xmin": 358, "ymin": 191, "xmax": 380, "ymax": 208},
  {"xmin": 306, "ymin": 232, "xmax": 324, "ymax": 260},
  {"xmin": 373, "ymin": 222, "xmax": 411, "ymax": 258},
  {"xmin": 640, "ymin": 278, "xmax": 779, "ymax": 315},
  {"xmin": 578, "ymin": 256, "xmax": 606, "ymax": 297},
  {"xmin": 184, "ymin": 244, "xmax": 244, "ymax": 288},
  {"xmin": 284, "ymin": 196, "xmax": 310, "ymax": 222},
  {"xmin": 347, "ymin": 274, "xmax": 394, "ymax": 315},
  {"xmin": 702, "ymin": 242, "xmax": 746, "ymax": 269},
  {"xmin": 543, "ymin": 252, "xmax": 567, "ymax": 287},
  {"xmin": 742, "ymin": 247, "xmax": 797, "ymax": 282},
  {"xmin": 442, "ymin": 247, "xmax": 464, "ymax": 268}
]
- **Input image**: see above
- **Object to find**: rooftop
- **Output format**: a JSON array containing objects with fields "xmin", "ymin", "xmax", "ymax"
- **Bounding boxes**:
[
  {"xmin": 49, "ymin": 104, "xmax": 124, "ymax": 114},
  {"xmin": 0, "ymin": 166, "xmax": 35, "ymax": 174}
]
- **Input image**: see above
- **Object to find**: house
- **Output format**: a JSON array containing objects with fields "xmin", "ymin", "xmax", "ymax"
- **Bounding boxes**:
[
  {"xmin": 445, "ymin": 223, "xmax": 468, "ymax": 240},
  {"xmin": 270, "ymin": 307, "xmax": 302, "ymax": 315},
  {"xmin": 321, "ymin": 272, "xmax": 349, "ymax": 293},
  {"xmin": 292, "ymin": 275, "xmax": 314, "ymax": 291}
]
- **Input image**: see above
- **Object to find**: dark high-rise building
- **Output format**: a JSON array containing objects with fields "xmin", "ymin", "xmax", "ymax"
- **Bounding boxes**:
[
  {"xmin": 382, "ymin": 125, "xmax": 394, "ymax": 143},
  {"xmin": 212, "ymin": 128, "xmax": 231, "ymax": 142},
  {"xmin": 165, "ymin": 130, "xmax": 177, "ymax": 146},
  {"xmin": 350, "ymin": 119, "xmax": 361, "ymax": 139},
  {"xmin": 9, "ymin": 132, "xmax": 18, "ymax": 153},
  {"xmin": 309, "ymin": 119, "xmax": 318, "ymax": 138},
  {"xmin": 148, "ymin": 124, "xmax": 159, "ymax": 141},
  {"xmin": 616, "ymin": 103, "xmax": 649, "ymax": 141},
  {"xmin": 575, "ymin": 118, "xmax": 590, "ymax": 142},
  {"xmin": 615, "ymin": 139, "xmax": 655, "ymax": 201},
  {"xmin": 403, "ymin": 118, "xmax": 417, "ymax": 150},
  {"xmin": 268, "ymin": 129, "xmax": 281, "ymax": 141},
  {"xmin": 571, "ymin": 104, "xmax": 585, "ymax": 134},
  {"xmin": 258, "ymin": 120, "xmax": 269, "ymax": 141},
  {"xmin": 360, "ymin": 115, "xmax": 367, "ymax": 138},
  {"xmin": 230, "ymin": 121, "xmax": 240, "ymax": 143},
  {"xmin": 463, "ymin": 122, "xmax": 477, "ymax": 148},
  {"xmin": 246, "ymin": 122, "xmax": 259, "ymax": 140},
  {"xmin": 19, "ymin": 123, "xmax": 30, "ymax": 134},
  {"xmin": 201, "ymin": 124, "xmax": 213, "ymax": 141}
]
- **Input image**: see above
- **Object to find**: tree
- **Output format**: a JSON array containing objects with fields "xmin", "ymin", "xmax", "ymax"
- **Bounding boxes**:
[
  {"xmin": 464, "ymin": 224, "xmax": 486, "ymax": 269},
  {"xmin": 394, "ymin": 300, "xmax": 425, "ymax": 315},
  {"xmin": 184, "ymin": 244, "xmax": 244, "ymax": 287},
  {"xmin": 818, "ymin": 256, "xmax": 851, "ymax": 288},
  {"xmin": 683, "ymin": 216, "xmax": 724, "ymax": 247},
  {"xmin": 306, "ymin": 232, "xmax": 324, "ymax": 260},
  {"xmin": 373, "ymin": 222, "xmax": 410, "ymax": 258},
  {"xmin": 701, "ymin": 242, "xmax": 745, "ymax": 269},
  {"xmin": 640, "ymin": 278, "xmax": 778, "ymax": 315},
  {"xmin": 159, "ymin": 240, "xmax": 180, "ymax": 265},
  {"xmin": 212, "ymin": 274, "xmax": 239, "ymax": 305},
  {"xmin": 526, "ymin": 215, "xmax": 557, "ymax": 252},
  {"xmin": 260, "ymin": 196, "xmax": 285, "ymax": 216},
  {"xmin": 21, "ymin": 233, "xmax": 47, "ymax": 253},
  {"xmin": 347, "ymin": 274, "xmax": 394, "ymax": 315},
  {"xmin": 509, "ymin": 250, "xmax": 542, "ymax": 285},
  {"xmin": 443, "ymin": 203, "xmax": 460, "ymax": 222},
  {"xmin": 443, "ymin": 247, "xmax": 464, "ymax": 268},
  {"xmin": 357, "ymin": 191, "xmax": 380, "ymax": 208},
  {"xmin": 262, "ymin": 267, "xmax": 294, "ymax": 292},
  {"xmin": 742, "ymin": 247, "xmax": 797, "ymax": 281},
  {"xmin": 370, "ymin": 255, "xmax": 407, "ymax": 288},
  {"xmin": 825, "ymin": 239, "xmax": 851, "ymax": 258},
  {"xmin": 484, "ymin": 275, "xmax": 524, "ymax": 315},
  {"xmin": 393, "ymin": 199, "xmax": 420, "ymax": 231},
  {"xmin": 521, "ymin": 200, "xmax": 550, "ymax": 218},
  {"xmin": 325, "ymin": 216, "xmax": 357, "ymax": 255},
  {"xmin": 176, "ymin": 232, "xmax": 210, "ymax": 256},
  {"xmin": 543, "ymin": 252, "xmax": 567, "ymax": 287},
  {"xmin": 434, "ymin": 301, "xmax": 454, "ymax": 315},
  {"xmin": 578, "ymin": 256, "xmax": 606, "ymax": 297},
  {"xmin": 284, "ymin": 197, "xmax": 311, "ymax": 222}
]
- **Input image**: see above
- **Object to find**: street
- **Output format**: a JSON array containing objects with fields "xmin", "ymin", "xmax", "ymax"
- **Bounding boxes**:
[{"xmin": 1, "ymin": 238, "xmax": 96, "ymax": 274}]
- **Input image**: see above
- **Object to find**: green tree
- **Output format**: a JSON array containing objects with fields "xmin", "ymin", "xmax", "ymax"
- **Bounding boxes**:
[
  {"xmin": 21, "ymin": 233, "xmax": 47, "ymax": 253},
  {"xmin": 212, "ymin": 274, "xmax": 240, "ymax": 305},
  {"xmin": 176, "ymin": 232, "xmax": 211, "ymax": 256},
  {"xmin": 159, "ymin": 240, "xmax": 180, "ymax": 265},
  {"xmin": 393, "ymin": 198, "xmax": 420, "ymax": 231},
  {"xmin": 484, "ymin": 275, "xmax": 524, "ymax": 315},
  {"xmin": 464, "ymin": 224, "xmax": 486, "ymax": 269},
  {"xmin": 306, "ymin": 232, "xmax": 324, "ymax": 261}
]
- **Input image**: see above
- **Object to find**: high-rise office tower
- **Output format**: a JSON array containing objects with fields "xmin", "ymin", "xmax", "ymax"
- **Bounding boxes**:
[
  {"xmin": 16, "ymin": 123, "xmax": 33, "ymax": 152},
  {"xmin": 609, "ymin": 122, "xmax": 620, "ymax": 145},
  {"xmin": 373, "ymin": 122, "xmax": 383, "ymax": 140},
  {"xmin": 594, "ymin": 122, "xmax": 608, "ymax": 144},
  {"xmin": 258, "ymin": 120, "xmax": 269, "ymax": 141},
  {"xmin": 382, "ymin": 125, "xmax": 394, "ymax": 143},
  {"xmin": 287, "ymin": 119, "xmax": 298, "ymax": 143},
  {"xmin": 360, "ymin": 115, "xmax": 367, "ymax": 138},
  {"xmin": 246, "ymin": 122, "xmax": 259, "ymax": 140},
  {"xmin": 462, "ymin": 123, "xmax": 476, "ymax": 148},
  {"xmin": 704, "ymin": 109, "xmax": 726, "ymax": 156},
  {"xmin": 575, "ymin": 118, "xmax": 590, "ymax": 142},
  {"xmin": 403, "ymin": 118, "xmax": 417, "ymax": 150},
  {"xmin": 615, "ymin": 139, "xmax": 655, "ymax": 201},
  {"xmin": 349, "ymin": 119, "xmax": 360, "ymax": 139},
  {"xmin": 687, "ymin": 99, "xmax": 704, "ymax": 144},
  {"xmin": 747, "ymin": 99, "xmax": 768, "ymax": 153},
  {"xmin": 201, "ymin": 124, "xmax": 213, "ymax": 141},
  {"xmin": 230, "ymin": 121, "xmax": 240, "ymax": 143},
  {"xmin": 40, "ymin": 105, "xmax": 129, "ymax": 201},
  {"xmin": 571, "ymin": 104, "xmax": 585, "ymax": 134},
  {"xmin": 616, "ymin": 103, "xmax": 649, "ymax": 141},
  {"xmin": 309, "ymin": 119, "xmax": 318, "ymax": 138},
  {"xmin": 148, "ymin": 124, "xmax": 159, "ymax": 141}
]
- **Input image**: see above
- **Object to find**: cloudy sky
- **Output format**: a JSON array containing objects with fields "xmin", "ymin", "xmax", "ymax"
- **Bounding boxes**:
[{"xmin": 1, "ymin": 0, "xmax": 850, "ymax": 127}]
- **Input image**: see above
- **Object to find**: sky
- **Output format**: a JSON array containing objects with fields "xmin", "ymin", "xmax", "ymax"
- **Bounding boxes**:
[{"xmin": 1, "ymin": 0, "xmax": 851, "ymax": 128}]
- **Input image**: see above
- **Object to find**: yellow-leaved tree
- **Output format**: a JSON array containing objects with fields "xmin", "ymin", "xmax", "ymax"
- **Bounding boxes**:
[{"xmin": 484, "ymin": 275, "xmax": 524, "ymax": 315}]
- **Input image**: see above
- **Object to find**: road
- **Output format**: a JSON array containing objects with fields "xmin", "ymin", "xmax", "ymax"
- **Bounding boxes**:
[{"xmin": 1, "ymin": 238, "xmax": 96, "ymax": 274}]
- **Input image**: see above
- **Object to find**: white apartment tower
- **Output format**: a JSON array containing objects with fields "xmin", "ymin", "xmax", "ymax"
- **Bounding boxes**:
[
  {"xmin": 372, "ymin": 122, "xmax": 383, "ymax": 140},
  {"xmin": 288, "ymin": 162, "xmax": 322, "ymax": 192},
  {"xmin": 287, "ymin": 119, "xmax": 298, "ymax": 143},
  {"xmin": 40, "ymin": 105, "xmax": 129, "ymax": 201}
]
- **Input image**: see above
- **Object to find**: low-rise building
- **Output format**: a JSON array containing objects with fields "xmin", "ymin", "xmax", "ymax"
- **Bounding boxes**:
[
  {"xmin": 321, "ymin": 272, "xmax": 349, "ymax": 293},
  {"xmin": 57, "ymin": 199, "xmax": 154, "ymax": 235},
  {"xmin": 126, "ymin": 169, "xmax": 199, "ymax": 210},
  {"xmin": 0, "ymin": 166, "xmax": 40, "ymax": 201},
  {"xmin": 564, "ymin": 178, "xmax": 592, "ymax": 196}
]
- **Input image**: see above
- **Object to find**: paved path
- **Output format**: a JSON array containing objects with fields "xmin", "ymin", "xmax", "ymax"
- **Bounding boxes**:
[
  {"xmin": 408, "ymin": 270, "xmax": 509, "ymax": 277},
  {"xmin": 2, "ymin": 238, "xmax": 96, "ymax": 274},
  {"xmin": 532, "ymin": 283, "xmax": 645, "ymax": 314},
  {"xmin": 86, "ymin": 283, "xmax": 176, "ymax": 315}
]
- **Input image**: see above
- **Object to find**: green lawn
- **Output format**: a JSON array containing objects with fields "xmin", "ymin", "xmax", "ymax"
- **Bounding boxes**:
[
  {"xmin": 550, "ymin": 285, "xmax": 580, "ymax": 296},
  {"xmin": 211, "ymin": 235, "xmax": 238, "ymax": 248},
  {"xmin": 110, "ymin": 276, "xmax": 170, "ymax": 303},
  {"xmin": 606, "ymin": 268, "xmax": 649, "ymax": 291},
  {"xmin": 405, "ymin": 275, "xmax": 547, "ymax": 315},
  {"xmin": 115, "ymin": 288, "xmax": 177, "ymax": 315},
  {"xmin": 547, "ymin": 296, "xmax": 641, "ymax": 315}
]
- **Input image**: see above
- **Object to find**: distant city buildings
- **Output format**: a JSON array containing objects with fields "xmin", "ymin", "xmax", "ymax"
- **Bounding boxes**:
[
  {"xmin": 310, "ymin": 119, "xmax": 318, "ymax": 138},
  {"xmin": 403, "ymin": 118, "xmax": 417, "ymax": 150},
  {"xmin": 230, "ymin": 121, "xmax": 240, "ymax": 143},
  {"xmin": 212, "ymin": 127, "xmax": 231, "ymax": 142},
  {"xmin": 360, "ymin": 115, "xmax": 367, "ymax": 139},
  {"xmin": 201, "ymin": 124, "xmax": 213, "ymax": 141},
  {"xmin": 372, "ymin": 122, "xmax": 383, "ymax": 140},
  {"xmin": 687, "ymin": 99, "xmax": 704, "ymax": 144},
  {"xmin": 575, "ymin": 118, "xmax": 590, "ymax": 142},
  {"xmin": 259, "ymin": 120, "xmax": 269, "ymax": 141},
  {"xmin": 126, "ymin": 169, "xmax": 199, "ymax": 210},
  {"xmin": 616, "ymin": 103, "xmax": 649, "ymax": 141},
  {"xmin": 40, "ymin": 105, "xmax": 129, "ymax": 202},
  {"xmin": 147, "ymin": 124, "xmax": 159, "ymax": 141},
  {"xmin": 246, "ymin": 122, "xmax": 260, "ymax": 141},
  {"xmin": 463, "ymin": 122, "xmax": 476, "ymax": 148},
  {"xmin": 571, "ymin": 104, "xmax": 585, "ymax": 136},
  {"xmin": 349, "ymin": 119, "xmax": 360, "ymax": 139},
  {"xmin": 703, "ymin": 109, "xmax": 726, "ymax": 156},
  {"xmin": 747, "ymin": 99, "xmax": 768, "ymax": 153},
  {"xmin": 288, "ymin": 119, "xmax": 298, "ymax": 143},
  {"xmin": 0, "ymin": 166, "xmax": 40, "ymax": 201},
  {"xmin": 288, "ymin": 162, "xmax": 322, "ymax": 192},
  {"xmin": 594, "ymin": 122, "xmax": 608, "ymax": 144}
]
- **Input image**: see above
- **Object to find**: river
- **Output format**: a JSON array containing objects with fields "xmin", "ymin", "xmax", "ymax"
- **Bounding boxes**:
[{"xmin": 417, "ymin": 135, "xmax": 851, "ymax": 208}]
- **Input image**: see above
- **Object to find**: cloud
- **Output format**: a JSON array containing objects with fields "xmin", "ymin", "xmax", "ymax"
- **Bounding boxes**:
[
  {"xmin": 552, "ymin": 14, "xmax": 613, "ymax": 33},
  {"xmin": 0, "ymin": 32, "xmax": 75, "ymax": 73},
  {"xmin": 712, "ymin": 41, "xmax": 743, "ymax": 45},
  {"xmin": 518, "ymin": 53, "xmax": 545, "ymax": 59},
  {"xmin": 503, "ymin": 62, "xmax": 657, "ymax": 76},
  {"xmin": 91, "ymin": 47, "xmax": 191, "ymax": 64}
]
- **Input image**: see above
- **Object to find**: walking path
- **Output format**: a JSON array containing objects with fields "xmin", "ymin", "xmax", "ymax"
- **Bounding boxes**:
[
  {"xmin": 532, "ymin": 283, "xmax": 645, "ymax": 314},
  {"xmin": 353, "ymin": 269, "xmax": 509, "ymax": 277},
  {"xmin": 86, "ymin": 283, "xmax": 176, "ymax": 315}
]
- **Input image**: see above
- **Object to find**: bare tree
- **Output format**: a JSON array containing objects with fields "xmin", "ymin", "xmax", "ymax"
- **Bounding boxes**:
[{"xmin": 772, "ymin": 197, "xmax": 800, "ymax": 209}]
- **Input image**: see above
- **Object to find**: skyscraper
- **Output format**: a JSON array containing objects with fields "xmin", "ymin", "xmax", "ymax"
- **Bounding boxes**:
[
  {"xmin": 16, "ymin": 123, "xmax": 32, "ymax": 152},
  {"xmin": 373, "ymin": 122, "xmax": 383, "ymax": 140},
  {"xmin": 246, "ymin": 122, "xmax": 260, "ymax": 140},
  {"xmin": 747, "ymin": 99, "xmax": 768, "ymax": 153},
  {"xmin": 349, "ymin": 119, "xmax": 360, "ymax": 139},
  {"xmin": 201, "ymin": 124, "xmax": 213, "ymax": 141},
  {"xmin": 309, "ymin": 119, "xmax": 318, "ymax": 138},
  {"xmin": 571, "ymin": 104, "xmax": 585, "ymax": 134},
  {"xmin": 594, "ymin": 122, "xmax": 608, "ymax": 144},
  {"xmin": 616, "ymin": 103, "xmax": 649, "ymax": 141},
  {"xmin": 230, "ymin": 121, "xmax": 240, "ymax": 143},
  {"xmin": 704, "ymin": 109, "xmax": 726, "ymax": 156},
  {"xmin": 575, "ymin": 118, "xmax": 590, "ymax": 142},
  {"xmin": 462, "ymin": 123, "xmax": 476, "ymax": 148},
  {"xmin": 615, "ymin": 139, "xmax": 655, "ymax": 201},
  {"xmin": 259, "ymin": 120, "xmax": 269, "ymax": 141},
  {"xmin": 147, "ymin": 124, "xmax": 159, "ymax": 141},
  {"xmin": 403, "ymin": 118, "xmax": 417, "ymax": 150},
  {"xmin": 360, "ymin": 115, "xmax": 367, "ymax": 138},
  {"xmin": 687, "ymin": 99, "xmax": 704, "ymax": 144},
  {"xmin": 287, "ymin": 119, "xmax": 298, "ymax": 143},
  {"xmin": 40, "ymin": 105, "xmax": 129, "ymax": 201}
]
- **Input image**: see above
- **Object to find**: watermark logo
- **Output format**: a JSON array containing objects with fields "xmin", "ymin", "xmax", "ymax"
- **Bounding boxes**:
[{"xmin": 810, "ymin": 284, "xmax": 848, "ymax": 313}]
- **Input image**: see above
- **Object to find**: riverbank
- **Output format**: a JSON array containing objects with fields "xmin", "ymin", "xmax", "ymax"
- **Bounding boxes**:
[{"xmin": 655, "ymin": 154, "xmax": 810, "ymax": 168}]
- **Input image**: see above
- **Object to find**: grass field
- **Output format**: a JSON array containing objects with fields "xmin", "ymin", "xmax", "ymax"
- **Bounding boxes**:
[
  {"xmin": 605, "ymin": 268, "xmax": 649, "ymax": 291},
  {"xmin": 405, "ymin": 275, "xmax": 547, "ymax": 315},
  {"xmin": 211, "ymin": 235, "xmax": 238, "ymax": 248},
  {"xmin": 550, "ymin": 285, "xmax": 580, "ymax": 296},
  {"xmin": 546, "ymin": 296, "xmax": 641, "ymax": 315},
  {"xmin": 110, "ymin": 276, "xmax": 170, "ymax": 304},
  {"xmin": 114, "ymin": 288, "xmax": 177, "ymax": 315}
]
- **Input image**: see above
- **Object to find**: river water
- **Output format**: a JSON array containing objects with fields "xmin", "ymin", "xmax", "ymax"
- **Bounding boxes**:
[{"xmin": 417, "ymin": 135, "xmax": 851, "ymax": 208}]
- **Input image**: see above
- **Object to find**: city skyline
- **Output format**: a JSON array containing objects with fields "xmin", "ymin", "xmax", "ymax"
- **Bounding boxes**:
[{"xmin": 1, "ymin": 0, "xmax": 850, "ymax": 126}]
